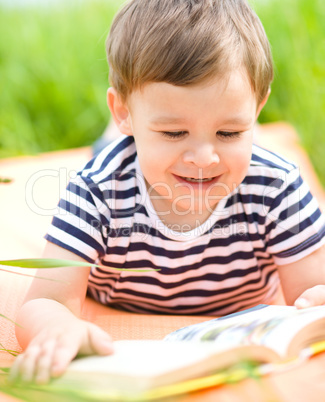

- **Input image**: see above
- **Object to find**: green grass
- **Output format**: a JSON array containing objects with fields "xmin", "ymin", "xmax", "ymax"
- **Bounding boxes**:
[
  {"xmin": 0, "ymin": 0, "xmax": 123, "ymax": 157},
  {"xmin": 254, "ymin": 0, "xmax": 325, "ymax": 184},
  {"xmin": 0, "ymin": 0, "xmax": 324, "ymax": 185}
]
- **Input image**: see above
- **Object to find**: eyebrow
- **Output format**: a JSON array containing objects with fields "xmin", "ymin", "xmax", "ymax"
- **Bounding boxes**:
[
  {"xmin": 150, "ymin": 116, "xmax": 252, "ymax": 126},
  {"xmin": 149, "ymin": 116, "xmax": 187, "ymax": 125},
  {"xmin": 219, "ymin": 117, "xmax": 253, "ymax": 126}
]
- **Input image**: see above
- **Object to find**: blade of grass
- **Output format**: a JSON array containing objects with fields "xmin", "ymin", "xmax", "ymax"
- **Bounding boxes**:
[
  {"xmin": 0, "ymin": 259, "xmax": 159, "ymax": 273},
  {"xmin": 0, "ymin": 314, "xmax": 22, "ymax": 328},
  {"xmin": 0, "ymin": 379, "xmax": 90, "ymax": 402},
  {"xmin": 0, "ymin": 178, "xmax": 12, "ymax": 183},
  {"xmin": 0, "ymin": 343, "xmax": 19, "ymax": 357},
  {"xmin": 0, "ymin": 362, "xmax": 264, "ymax": 402}
]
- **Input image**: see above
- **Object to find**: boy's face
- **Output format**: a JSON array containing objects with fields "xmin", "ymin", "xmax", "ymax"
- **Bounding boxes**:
[{"xmin": 109, "ymin": 70, "xmax": 266, "ymax": 228}]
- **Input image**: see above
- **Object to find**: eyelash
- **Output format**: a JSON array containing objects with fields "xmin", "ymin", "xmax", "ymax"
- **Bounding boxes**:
[
  {"xmin": 217, "ymin": 131, "xmax": 241, "ymax": 139},
  {"xmin": 161, "ymin": 131, "xmax": 187, "ymax": 139},
  {"xmin": 161, "ymin": 131, "xmax": 241, "ymax": 139}
]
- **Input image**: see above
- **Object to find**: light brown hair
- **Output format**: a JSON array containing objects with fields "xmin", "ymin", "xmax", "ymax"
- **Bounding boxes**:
[{"xmin": 106, "ymin": 0, "xmax": 273, "ymax": 104}]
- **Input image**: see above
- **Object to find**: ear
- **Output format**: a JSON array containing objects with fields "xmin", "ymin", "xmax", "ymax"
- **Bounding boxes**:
[
  {"xmin": 107, "ymin": 87, "xmax": 133, "ymax": 136},
  {"xmin": 255, "ymin": 87, "xmax": 271, "ymax": 119}
]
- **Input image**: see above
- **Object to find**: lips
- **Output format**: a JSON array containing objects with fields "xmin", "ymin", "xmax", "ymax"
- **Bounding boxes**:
[
  {"xmin": 179, "ymin": 176, "xmax": 217, "ymax": 183},
  {"xmin": 173, "ymin": 174, "xmax": 221, "ymax": 187}
]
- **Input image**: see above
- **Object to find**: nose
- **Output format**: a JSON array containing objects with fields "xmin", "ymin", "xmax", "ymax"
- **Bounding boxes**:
[{"xmin": 183, "ymin": 141, "xmax": 220, "ymax": 168}]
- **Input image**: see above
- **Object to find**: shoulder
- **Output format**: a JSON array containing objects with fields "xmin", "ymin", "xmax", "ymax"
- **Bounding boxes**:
[
  {"xmin": 235, "ymin": 145, "xmax": 306, "ymax": 212},
  {"xmin": 79, "ymin": 135, "xmax": 137, "ymax": 185},
  {"xmin": 250, "ymin": 144, "xmax": 297, "ymax": 174},
  {"xmin": 243, "ymin": 144, "xmax": 300, "ymax": 189},
  {"xmin": 65, "ymin": 135, "xmax": 138, "ymax": 208}
]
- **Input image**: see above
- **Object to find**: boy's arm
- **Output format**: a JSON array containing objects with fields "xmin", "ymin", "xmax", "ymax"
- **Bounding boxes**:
[
  {"xmin": 11, "ymin": 241, "xmax": 113, "ymax": 384},
  {"xmin": 277, "ymin": 244, "xmax": 325, "ymax": 307}
]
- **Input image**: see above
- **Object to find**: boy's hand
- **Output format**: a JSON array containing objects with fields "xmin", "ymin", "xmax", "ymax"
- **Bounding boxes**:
[
  {"xmin": 294, "ymin": 285, "xmax": 325, "ymax": 309},
  {"xmin": 9, "ymin": 318, "xmax": 114, "ymax": 384}
]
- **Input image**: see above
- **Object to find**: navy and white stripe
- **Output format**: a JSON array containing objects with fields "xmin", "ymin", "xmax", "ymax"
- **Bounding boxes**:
[{"xmin": 45, "ymin": 136, "xmax": 325, "ymax": 315}]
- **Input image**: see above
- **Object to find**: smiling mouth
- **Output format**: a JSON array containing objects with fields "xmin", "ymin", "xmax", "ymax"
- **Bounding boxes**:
[{"xmin": 178, "ymin": 176, "xmax": 217, "ymax": 183}]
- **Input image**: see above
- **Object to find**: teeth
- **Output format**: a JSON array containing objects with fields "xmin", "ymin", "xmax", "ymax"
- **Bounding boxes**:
[{"xmin": 181, "ymin": 177, "xmax": 215, "ymax": 183}]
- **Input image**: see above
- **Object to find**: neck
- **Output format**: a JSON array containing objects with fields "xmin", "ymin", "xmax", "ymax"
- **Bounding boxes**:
[{"xmin": 152, "ymin": 200, "xmax": 215, "ymax": 232}]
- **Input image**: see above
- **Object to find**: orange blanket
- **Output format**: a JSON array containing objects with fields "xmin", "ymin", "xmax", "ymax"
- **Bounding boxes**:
[{"xmin": 1, "ymin": 123, "xmax": 325, "ymax": 401}]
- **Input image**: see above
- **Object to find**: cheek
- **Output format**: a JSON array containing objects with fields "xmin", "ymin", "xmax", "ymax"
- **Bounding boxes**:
[
  {"xmin": 137, "ymin": 138, "xmax": 178, "ymax": 170},
  {"xmin": 136, "ymin": 145, "xmax": 166, "ymax": 185},
  {"xmin": 225, "ymin": 140, "xmax": 253, "ymax": 176}
]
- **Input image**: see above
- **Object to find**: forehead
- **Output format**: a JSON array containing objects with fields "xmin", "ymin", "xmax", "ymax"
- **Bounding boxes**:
[{"xmin": 126, "ymin": 70, "xmax": 257, "ymax": 122}]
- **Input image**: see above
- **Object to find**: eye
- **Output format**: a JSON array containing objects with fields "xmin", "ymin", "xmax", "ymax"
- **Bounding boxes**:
[
  {"xmin": 161, "ymin": 131, "xmax": 187, "ymax": 139},
  {"xmin": 217, "ymin": 131, "xmax": 241, "ymax": 139}
]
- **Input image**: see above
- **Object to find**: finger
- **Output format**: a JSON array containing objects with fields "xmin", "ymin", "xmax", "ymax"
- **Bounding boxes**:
[
  {"xmin": 10, "ymin": 344, "xmax": 41, "ymax": 383},
  {"xmin": 51, "ymin": 325, "xmax": 113, "ymax": 377},
  {"xmin": 87, "ymin": 324, "xmax": 114, "ymax": 356},
  {"xmin": 8, "ymin": 353, "xmax": 25, "ymax": 382},
  {"xmin": 51, "ymin": 334, "xmax": 83, "ymax": 377},
  {"xmin": 295, "ymin": 285, "xmax": 325, "ymax": 308},
  {"xmin": 34, "ymin": 339, "xmax": 57, "ymax": 384},
  {"xmin": 51, "ymin": 345, "xmax": 79, "ymax": 378}
]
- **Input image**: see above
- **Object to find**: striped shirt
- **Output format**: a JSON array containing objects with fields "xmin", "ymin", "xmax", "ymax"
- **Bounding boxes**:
[{"xmin": 45, "ymin": 135, "xmax": 325, "ymax": 315}]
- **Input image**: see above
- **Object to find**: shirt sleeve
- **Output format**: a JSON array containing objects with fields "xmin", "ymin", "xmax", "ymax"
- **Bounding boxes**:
[
  {"xmin": 45, "ymin": 174, "xmax": 108, "ymax": 263},
  {"xmin": 264, "ymin": 167, "xmax": 325, "ymax": 265}
]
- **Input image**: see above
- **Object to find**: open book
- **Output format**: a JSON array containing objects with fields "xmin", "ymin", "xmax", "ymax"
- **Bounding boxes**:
[{"xmin": 6, "ymin": 305, "xmax": 325, "ymax": 401}]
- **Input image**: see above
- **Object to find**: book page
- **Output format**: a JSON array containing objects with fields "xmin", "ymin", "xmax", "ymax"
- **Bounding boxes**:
[
  {"xmin": 70, "ymin": 341, "xmax": 223, "ymax": 377},
  {"xmin": 164, "ymin": 305, "xmax": 325, "ymax": 357}
]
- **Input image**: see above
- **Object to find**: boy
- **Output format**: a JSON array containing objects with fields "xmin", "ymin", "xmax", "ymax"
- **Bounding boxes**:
[{"xmin": 12, "ymin": 0, "xmax": 325, "ymax": 384}]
